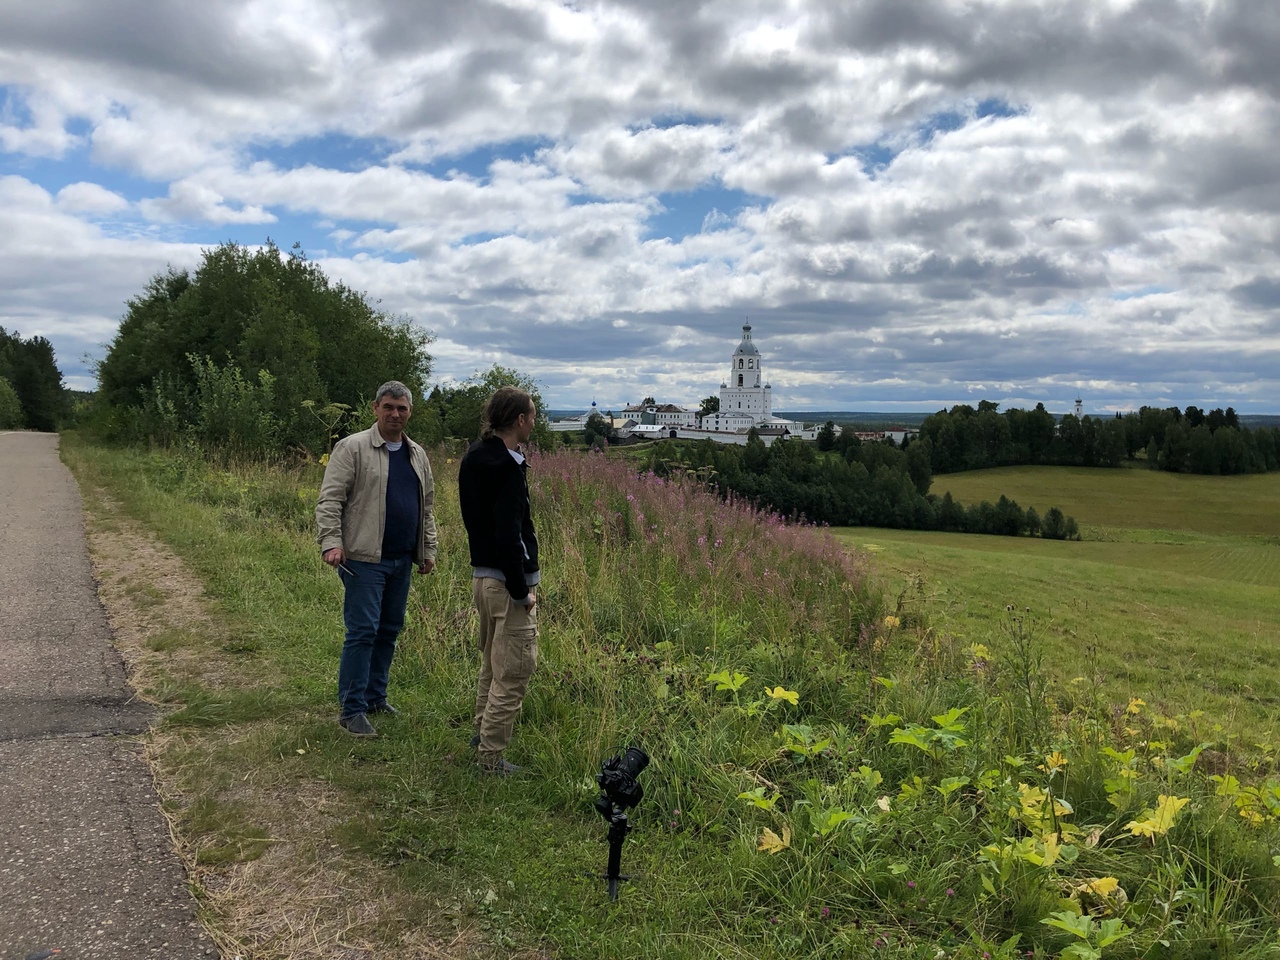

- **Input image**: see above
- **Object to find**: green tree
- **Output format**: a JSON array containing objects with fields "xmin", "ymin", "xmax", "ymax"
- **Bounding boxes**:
[
  {"xmin": 1187, "ymin": 423, "xmax": 1217, "ymax": 474},
  {"xmin": 584, "ymin": 412, "xmax": 615, "ymax": 449},
  {"xmin": 904, "ymin": 436, "xmax": 933, "ymax": 496},
  {"xmin": 1161, "ymin": 421, "xmax": 1191, "ymax": 472},
  {"xmin": 1024, "ymin": 505, "xmax": 1041, "ymax": 537},
  {"xmin": 816, "ymin": 420, "xmax": 837, "ymax": 451},
  {"xmin": 1098, "ymin": 418, "xmax": 1128, "ymax": 467},
  {"xmin": 0, "ymin": 328, "xmax": 66, "ymax": 431},
  {"xmin": 0, "ymin": 376, "xmax": 22, "ymax": 428},
  {"xmin": 96, "ymin": 241, "xmax": 432, "ymax": 453},
  {"xmin": 698, "ymin": 395, "xmax": 720, "ymax": 417},
  {"xmin": 1212, "ymin": 426, "xmax": 1248, "ymax": 474},
  {"xmin": 1041, "ymin": 507, "xmax": 1067, "ymax": 540},
  {"xmin": 743, "ymin": 427, "xmax": 769, "ymax": 473},
  {"xmin": 429, "ymin": 365, "xmax": 552, "ymax": 448}
]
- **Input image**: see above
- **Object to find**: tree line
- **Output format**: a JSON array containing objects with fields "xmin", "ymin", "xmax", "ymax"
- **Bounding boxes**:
[
  {"xmin": 91, "ymin": 241, "xmax": 434, "ymax": 456},
  {"xmin": 644, "ymin": 432, "xmax": 1080, "ymax": 539},
  {"xmin": 0, "ymin": 327, "xmax": 67, "ymax": 431},
  {"xmin": 914, "ymin": 402, "xmax": 1280, "ymax": 476}
]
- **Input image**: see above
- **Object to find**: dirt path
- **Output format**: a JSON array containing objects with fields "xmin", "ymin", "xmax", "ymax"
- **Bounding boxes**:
[{"xmin": 0, "ymin": 432, "xmax": 217, "ymax": 960}]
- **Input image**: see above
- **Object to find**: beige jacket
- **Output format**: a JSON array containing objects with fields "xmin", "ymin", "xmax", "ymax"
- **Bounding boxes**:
[{"xmin": 316, "ymin": 426, "xmax": 439, "ymax": 564}]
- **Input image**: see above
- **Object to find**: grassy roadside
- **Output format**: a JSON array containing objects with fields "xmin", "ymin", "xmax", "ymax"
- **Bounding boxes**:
[
  {"xmin": 61, "ymin": 434, "xmax": 886, "ymax": 958},
  {"xmin": 64, "ymin": 435, "xmax": 1280, "ymax": 959}
]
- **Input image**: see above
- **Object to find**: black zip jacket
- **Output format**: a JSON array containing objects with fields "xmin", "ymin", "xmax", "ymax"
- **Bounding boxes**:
[{"xmin": 458, "ymin": 436, "xmax": 540, "ymax": 601}]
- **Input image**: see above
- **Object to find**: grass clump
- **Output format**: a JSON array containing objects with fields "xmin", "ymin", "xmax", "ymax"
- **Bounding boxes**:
[{"xmin": 62, "ymin": 435, "xmax": 1280, "ymax": 959}]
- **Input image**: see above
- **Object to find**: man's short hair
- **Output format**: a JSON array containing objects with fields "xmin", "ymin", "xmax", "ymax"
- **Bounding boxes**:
[
  {"xmin": 375, "ymin": 381, "xmax": 413, "ymax": 406},
  {"xmin": 481, "ymin": 386, "xmax": 534, "ymax": 439}
]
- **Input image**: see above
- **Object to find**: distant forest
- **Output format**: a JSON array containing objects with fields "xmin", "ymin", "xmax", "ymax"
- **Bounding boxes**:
[
  {"xmin": 645, "ymin": 433, "xmax": 1080, "ymax": 540},
  {"xmin": 911, "ymin": 402, "xmax": 1280, "ymax": 476}
]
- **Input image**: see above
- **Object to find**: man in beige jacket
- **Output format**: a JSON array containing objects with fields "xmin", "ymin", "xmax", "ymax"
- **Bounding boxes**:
[{"xmin": 316, "ymin": 381, "xmax": 438, "ymax": 737}]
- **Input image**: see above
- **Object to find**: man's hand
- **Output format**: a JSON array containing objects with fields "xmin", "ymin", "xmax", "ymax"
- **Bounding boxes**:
[
  {"xmin": 418, "ymin": 558, "xmax": 436, "ymax": 575},
  {"xmin": 322, "ymin": 547, "xmax": 346, "ymax": 568},
  {"xmin": 522, "ymin": 590, "xmax": 536, "ymax": 613}
]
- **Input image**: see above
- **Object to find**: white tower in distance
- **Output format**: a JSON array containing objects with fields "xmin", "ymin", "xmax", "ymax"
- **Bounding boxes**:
[
  {"xmin": 719, "ymin": 323, "xmax": 773, "ymax": 420},
  {"xmin": 1075, "ymin": 396, "xmax": 1083, "ymax": 419}
]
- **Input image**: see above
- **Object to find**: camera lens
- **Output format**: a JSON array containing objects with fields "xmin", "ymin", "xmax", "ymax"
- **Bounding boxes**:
[{"xmin": 619, "ymin": 746, "xmax": 650, "ymax": 778}]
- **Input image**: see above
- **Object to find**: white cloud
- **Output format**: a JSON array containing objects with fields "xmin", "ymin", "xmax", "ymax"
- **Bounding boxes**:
[
  {"xmin": 55, "ymin": 181, "xmax": 130, "ymax": 214},
  {"xmin": 0, "ymin": 175, "xmax": 204, "ymax": 385},
  {"xmin": 0, "ymin": 0, "xmax": 1277, "ymax": 410},
  {"xmin": 139, "ymin": 179, "xmax": 276, "ymax": 224}
]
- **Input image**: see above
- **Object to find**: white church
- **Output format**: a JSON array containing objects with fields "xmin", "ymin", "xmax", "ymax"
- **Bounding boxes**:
[
  {"xmin": 553, "ymin": 324, "xmax": 816, "ymax": 445},
  {"xmin": 704, "ymin": 322, "xmax": 775, "ymax": 429}
]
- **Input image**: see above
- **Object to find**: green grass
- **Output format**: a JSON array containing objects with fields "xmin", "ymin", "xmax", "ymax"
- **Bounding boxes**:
[
  {"xmin": 835, "ymin": 527, "xmax": 1280, "ymax": 739},
  {"xmin": 62, "ymin": 436, "xmax": 1280, "ymax": 960},
  {"xmin": 833, "ymin": 465, "xmax": 1280, "ymax": 742},
  {"xmin": 933, "ymin": 465, "xmax": 1280, "ymax": 538}
]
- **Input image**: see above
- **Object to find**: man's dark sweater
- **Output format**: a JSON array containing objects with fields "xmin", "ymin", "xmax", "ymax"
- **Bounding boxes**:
[
  {"xmin": 458, "ymin": 436, "xmax": 540, "ymax": 601},
  {"xmin": 381, "ymin": 441, "xmax": 420, "ymax": 559}
]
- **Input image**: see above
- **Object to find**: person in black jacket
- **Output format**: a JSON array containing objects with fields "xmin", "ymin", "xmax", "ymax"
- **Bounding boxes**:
[{"xmin": 458, "ymin": 386, "xmax": 540, "ymax": 775}]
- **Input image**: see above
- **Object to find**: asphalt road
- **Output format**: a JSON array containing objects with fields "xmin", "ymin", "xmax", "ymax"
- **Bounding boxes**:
[{"xmin": 0, "ymin": 433, "xmax": 217, "ymax": 960}]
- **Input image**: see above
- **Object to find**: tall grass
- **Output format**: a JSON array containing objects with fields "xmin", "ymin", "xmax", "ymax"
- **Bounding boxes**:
[{"xmin": 64, "ymin": 435, "xmax": 1280, "ymax": 960}]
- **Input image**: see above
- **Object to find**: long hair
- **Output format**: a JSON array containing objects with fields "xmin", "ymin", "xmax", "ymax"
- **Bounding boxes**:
[{"xmin": 480, "ymin": 386, "xmax": 534, "ymax": 439}]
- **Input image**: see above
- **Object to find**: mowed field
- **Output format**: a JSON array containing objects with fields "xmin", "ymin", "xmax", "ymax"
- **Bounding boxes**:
[{"xmin": 833, "ymin": 466, "xmax": 1280, "ymax": 741}]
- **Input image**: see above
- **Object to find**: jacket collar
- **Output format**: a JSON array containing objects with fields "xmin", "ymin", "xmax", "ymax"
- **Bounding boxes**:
[{"xmin": 370, "ymin": 426, "xmax": 414, "ymax": 449}]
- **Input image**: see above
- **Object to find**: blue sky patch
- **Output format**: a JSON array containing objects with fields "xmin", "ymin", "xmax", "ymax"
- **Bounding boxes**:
[
  {"xmin": 849, "ymin": 141, "xmax": 899, "ymax": 177},
  {"xmin": 846, "ymin": 97, "xmax": 1023, "ymax": 177},
  {"xmin": 645, "ymin": 185, "xmax": 759, "ymax": 241},
  {"xmin": 3, "ymin": 144, "xmax": 154, "ymax": 205},
  {"xmin": 642, "ymin": 113, "xmax": 723, "ymax": 131},
  {"xmin": 975, "ymin": 97, "xmax": 1021, "ymax": 120},
  {"xmin": 245, "ymin": 132, "xmax": 391, "ymax": 172},
  {"xmin": 1111, "ymin": 284, "xmax": 1172, "ymax": 300},
  {"xmin": 0, "ymin": 84, "xmax": 34, "ymax": 127},
  {"xmin": 414, "ymin": 137, "xmax": 551, "ymax": 182},
  {"xmin": 457, "ymin": 231, "xmax": 503, "ymax": 247}
]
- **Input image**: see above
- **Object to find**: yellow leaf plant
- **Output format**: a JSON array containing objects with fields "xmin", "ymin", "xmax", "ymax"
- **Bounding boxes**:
[
  {"xmin": 1126, "ymin": 794, "xmax": 1190, "ymax": 840},
  {"xmin": 757, "ymin": 825, "xmax": 792, "ymax": 854}
]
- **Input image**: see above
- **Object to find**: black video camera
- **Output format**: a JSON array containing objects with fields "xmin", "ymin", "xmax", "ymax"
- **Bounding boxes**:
[{"xmin": 594, "ymin": 746, "xmax": 649, "ymax": 820}]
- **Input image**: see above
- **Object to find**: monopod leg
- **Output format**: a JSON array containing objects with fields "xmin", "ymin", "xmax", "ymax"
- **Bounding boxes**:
[{"xmin": 605, "ymin": 812, "xmax": 630, "ymax": 901}]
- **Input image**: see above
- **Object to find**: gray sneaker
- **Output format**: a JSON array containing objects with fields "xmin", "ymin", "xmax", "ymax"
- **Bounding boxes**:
[
  {"xmin": 339, "ymin": 713, "xmax": 378, "ymax": 738},
  {"xmin": 478, "ymin": 758, "xmax": 525, "ymax": 776}
]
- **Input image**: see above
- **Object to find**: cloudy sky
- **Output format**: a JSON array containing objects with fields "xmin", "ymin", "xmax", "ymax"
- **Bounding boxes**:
[{"xmin": 2, "ymin": 0, "xmax": 1278, "ymax": 413}]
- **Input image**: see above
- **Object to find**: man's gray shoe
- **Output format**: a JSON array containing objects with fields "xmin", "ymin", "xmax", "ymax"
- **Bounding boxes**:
[
  {"xmin": 339, "ymin": 713, "xmax": 378, "ymax": 737},
  {"xmin": 368, "ymin": 701, "xmax": 399, "ymax": 716},
  {"xmin": 478, "ymin": 758, "xmax": 524, "ymax": 776}
]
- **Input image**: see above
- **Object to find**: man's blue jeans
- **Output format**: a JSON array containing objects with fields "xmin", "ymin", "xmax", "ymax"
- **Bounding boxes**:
[{"xmin": 338, "ymin": 556, "xmax": 413, "ymax": 718}]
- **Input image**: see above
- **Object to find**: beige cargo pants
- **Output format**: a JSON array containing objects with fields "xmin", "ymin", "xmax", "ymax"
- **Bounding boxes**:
[{"xmin": 473, "ymin": 577, "xmax": 538, "ymax": 765}]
